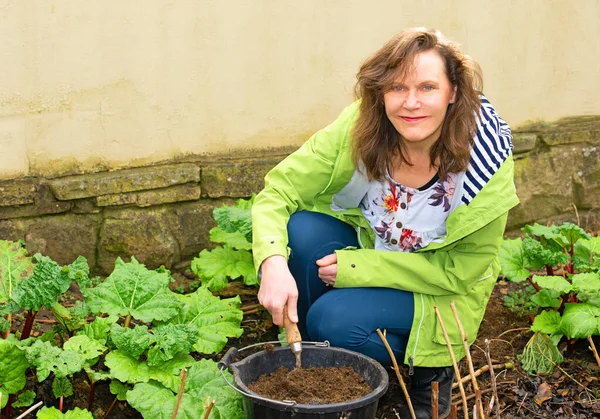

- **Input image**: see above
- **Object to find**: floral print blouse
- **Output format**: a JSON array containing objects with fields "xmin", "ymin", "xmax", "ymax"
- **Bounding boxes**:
[{"xmin": 360, "ymin": 172, "xmax": 459, "ymax": 252}]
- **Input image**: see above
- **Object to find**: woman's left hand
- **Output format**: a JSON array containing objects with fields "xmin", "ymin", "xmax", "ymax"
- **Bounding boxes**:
[{"xmin": 316, "ymin": 253, "xmax": 338, "ymax": 286}]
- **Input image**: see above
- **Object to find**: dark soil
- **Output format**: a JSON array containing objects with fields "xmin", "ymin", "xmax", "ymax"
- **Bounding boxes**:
[{"xmin": 248, "ymin": 365, "xmax": 371, "ymax": 404}]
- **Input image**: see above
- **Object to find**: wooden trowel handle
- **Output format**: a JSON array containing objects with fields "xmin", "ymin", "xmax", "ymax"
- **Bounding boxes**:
[{"xmin": 283, "ymin": 304, "xmax": 301, "ymax": 345}]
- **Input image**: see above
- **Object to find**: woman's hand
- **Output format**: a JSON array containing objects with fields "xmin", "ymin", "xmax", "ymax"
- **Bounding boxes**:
[
  {"xmin": 257, "ymin": 255, "xmax": 299, "ymax": 326},
  {"xmin": 316, "ymin": 253, "xmax": 338, "ymax": 286}
]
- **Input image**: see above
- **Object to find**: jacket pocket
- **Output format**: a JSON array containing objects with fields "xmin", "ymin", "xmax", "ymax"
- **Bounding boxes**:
[{"xmin": 432, "ymin": 265, "xmax": 497, "ymax": 345}]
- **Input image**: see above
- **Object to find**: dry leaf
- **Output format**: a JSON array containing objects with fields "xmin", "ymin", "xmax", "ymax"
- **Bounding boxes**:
[{"xmin": 534, "ymin": 382, "xmax": 553, "ymax": 406}]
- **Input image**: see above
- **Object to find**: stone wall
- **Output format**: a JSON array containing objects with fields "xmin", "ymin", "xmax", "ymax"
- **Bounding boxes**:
[{"xmin": 1, "ymin": 117, "xmax": 599, "ymax": 274}]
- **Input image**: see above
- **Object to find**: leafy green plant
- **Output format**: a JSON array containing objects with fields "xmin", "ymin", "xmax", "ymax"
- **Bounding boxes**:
[
  {"xmin": 1, "ymin": 241, "xmax": 246, "ymax": 419},
  {"xmin": 499, "ymin": 222, "xmax": 600, "ymax": 374},
  {"xmin": 191, "ymin": 196, "xmax": 258, "ymax": 291},
  {"xmin": 502, "ymin": 284, "xmax": 539, "ymax": 318}
]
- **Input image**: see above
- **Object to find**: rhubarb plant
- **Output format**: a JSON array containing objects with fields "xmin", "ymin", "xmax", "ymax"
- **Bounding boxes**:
[
  {"xmin": 191, "ymin": 196, "xmax": 257, "ymax": 291},
  {"xmin": 499, "ymin": 222, "xmax": 600, "ymax": 374}
]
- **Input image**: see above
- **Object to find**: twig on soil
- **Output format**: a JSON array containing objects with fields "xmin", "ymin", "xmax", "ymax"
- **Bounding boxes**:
[
  {"xmin": 452, "ymin": 362, "xmax": 514, "ymax": 389},
  {"xmin": 376, "ymin": 329, "xmax": 416, "ymax": 419},
  {"xmin": 450, "ymin": 301, "xmax": 485, "ymax": 419},
  {"xmin": 484, "ymin": 339, "xmax": 501, "ymax": 418},
  {"xmin": 240, "ymin": 303, "xmax": 261, "ymax": 311},
  {"xmin": 172, "ymin": 367, "xmax": 188, "ymax": 419},
  {"xmin": 203, "ymin": 396, "xmax": 216, "ymax": 419},
  {"xmin": 103, "ymin": 396, "xmax": 118, "ymax": 419},
  {"xmin": 242, "ymin": 308, "xmax": 260, "ymax": 316},
  {"xmin": 497, "ymin": 328, "xmax": 530, "ymax": 339},
  {"xmin": 516, "ymin": 392, "xmax": 527, "ymax": 416},
  {"xmin": 434, "ymin": 305, "xmax": 469, "ymax": 419},
  {"xmin": 14, "ymin": 401, "xmax": 44, "ymax": 419},
  {"xmin": 588, "ymin": 336, "xmax": 600, "ymax": 367}
]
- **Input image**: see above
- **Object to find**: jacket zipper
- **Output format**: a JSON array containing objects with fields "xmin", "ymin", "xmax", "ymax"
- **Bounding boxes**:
[{"xmin": 409, "ymin": 293, "xmax": 425, "ymax": 375}]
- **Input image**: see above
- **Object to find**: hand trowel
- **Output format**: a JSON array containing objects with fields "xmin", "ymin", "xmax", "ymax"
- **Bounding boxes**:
[{"xmin": 283, "ymin": 304, "xmax": 302, "ymax": 369}]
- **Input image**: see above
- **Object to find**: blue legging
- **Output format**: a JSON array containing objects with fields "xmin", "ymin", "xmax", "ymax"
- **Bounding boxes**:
[{"xmin": 287, "ymin": 211, "xmax": 414, "ymax": 367}]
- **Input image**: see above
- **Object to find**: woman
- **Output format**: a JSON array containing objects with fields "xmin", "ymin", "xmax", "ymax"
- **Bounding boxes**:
[{"xmin": 252, "ymin": 27, "xmax": 519, "ymax": 418}]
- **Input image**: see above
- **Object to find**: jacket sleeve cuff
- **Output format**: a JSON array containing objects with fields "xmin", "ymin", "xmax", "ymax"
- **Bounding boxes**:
[
  {"xmin": 334, "ymin": 248, "xmax": 369, "ymax": 288},
  {"xmin": 252, "ymin": 236, "xmax": 290, "ymax": 277}
]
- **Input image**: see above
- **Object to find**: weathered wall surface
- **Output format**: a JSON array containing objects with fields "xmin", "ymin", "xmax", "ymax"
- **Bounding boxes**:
[
  {"xmin": 1, "ymin": 1, "xmax": 599, "ymax": 271},
  {"xmin": 1, "ymin": 1, "xmax": 599, "ymax": 180},
  {"xmin": 1, "ymin": 117, "xmax": 598, "ymax": 274}
]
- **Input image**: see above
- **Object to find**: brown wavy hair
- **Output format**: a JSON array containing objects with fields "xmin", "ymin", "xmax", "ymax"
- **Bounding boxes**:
[{"xmin": 352, "ymin": 27, "xmax": 483, "ymax": 180}]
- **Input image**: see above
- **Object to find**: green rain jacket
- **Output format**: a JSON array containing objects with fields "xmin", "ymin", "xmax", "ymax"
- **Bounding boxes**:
[{"xmin": 252, "ymin": 99, "xmax": 520, "ymax": 368}]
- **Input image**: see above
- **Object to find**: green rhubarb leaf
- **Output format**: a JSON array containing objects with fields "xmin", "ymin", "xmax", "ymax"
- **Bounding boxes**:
[
  {"xmin": 0, "ymin": 240, "xmax": 33, "ymax": 306},
  {"xmin": 557, "ymin": 222, "xmax": 591, "ymax": 246},
  {"xmin": 523, "ymin": 223, "xmax": 568, "ymax": 251},
  {"xmin": 37, "ymin": 407, "xmax": 93, "ymax": 419},
  {"xmin": 52, "ymin": 376, "xmax": 74, "ymax": 398},
  {"xmin": 0, "ymin": 339, "xmax": 29, "ymax": 409},
  {"xmin": 192, "ymin": 247, "xmax": 256, "ymax": 291},
  {"xmin": 13, "ymin": 390, "xmax": 35, "ymax": 408},
  {"xmin": 12, "ymin": 254, "xmax": 72, "ymax": 311},
  {"xmin": 170, "ymin": 287, "xmax": 243, "ymax": 354},
  {"xmin": 62, "ymin": 256, "xmax": 91, "ymax": 288},
  {"xmin": 147, "ymin": 324, "xmax": 198, "ymax": 367},
  {"xmin": 126, "ymin": 360, "xmax": 244, "ymax": 419},
  {"xmin": 531, "ymin": 310, "xmax": 562, "ymax": 335},
  {"xmin": 183, "ymin": 359, "xmax": 244, "ymax": 419},
  {"xmin": 26, "ymin": 340, "xmax": 85, "ymax": 382},
  {"xmin": 0, "ymin": 317, "xmax": 9, "ymax": 333},
  {"xmin": 209, "ymin": 227, "xmax": 252, "ymax": 250},
  {"xmin": 571, "ymin": 272, "xmax": 600, "ymax": 292},
  {"xmin": 109, "ymin": 380, "xmax": 130, "ymax": 401},
  {"xmin": 213, "ymin": 199, "xmax": 254, "ymax": 242},
  {"xmin": 560, "ymin": 303, "xmax": 600, "ymax": 339},
  {"xmin": 532, "ymin": 275, "xmax": 572, "ymax": 294},
  {"xmin": 82, "ymin": 257, "xmax": 182, "ymax": 323},
  {"xmin": 522, "ymin": 235, "xmax": 567, "ymax": 269},
  {"xmin": 498, "ymin": 239, "xmax": 530, "ymax": 282},
  {"xmin": 105, "ymin": 350, "xmax": 194, "ymax": 392},
  {"xmin": 77, "ymin": 315, "xmax": 119, "ymax": 344},
  {"xmin": 84, "ymin": 366, "xmax": 112, "ymax": 383},
  {"xmin": 531, "ymin": 289, "xmax": 562, "ymax": 308},
  {"xmin": 573, "ymin": 236, "xmax": 600, "ymax": 272},
  {"xmin": 577, "ymin": 290, "xmax": 600, "ymax": 307},
  {"xmin": 518, "ymin": 332, "xmax": 563, "ymax": 375},
  {"xmin": 52, "ymin": 302, "xmax": 89, "ymax": 334},
  {"xmin": 110, "ymin": 324, "xmax": 152, "ymax": 359},
  {"xmin": 63, "ymin": 335, "xmax": 107, "ymax": 364}
]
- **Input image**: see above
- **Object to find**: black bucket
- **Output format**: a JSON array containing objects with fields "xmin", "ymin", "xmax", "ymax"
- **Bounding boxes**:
[{"xmin": 218, "ymin": 342, "xmax": 389, "ymax": 419}]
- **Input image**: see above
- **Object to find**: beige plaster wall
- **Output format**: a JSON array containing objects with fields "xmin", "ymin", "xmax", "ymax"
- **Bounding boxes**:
[{"xmin": 1, "ymin": 0, "xmax": 599, "ymax": 180}]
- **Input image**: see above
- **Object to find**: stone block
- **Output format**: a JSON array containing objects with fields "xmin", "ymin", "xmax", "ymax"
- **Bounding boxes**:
[
  {"xmin": 573, "ymin": 146, "xmax": 600, "ymax": 208},
  {"xmin": 49, "ymin": 163, "xmax": 200, "ymax": 200},
  {"xmin": 0, "ymin": 184, "xmax": 71, "ymax": 220},
  {"xmin": 72, "ymin": 199, "xmax": 102, "ymax": 214},
  {"xmin": 98, "ymin": 207, "xmax": 180, "ymax": 275},
  {"xmin": 512, "ymin": 133, "xmax": 537, "ymax": 154},
  {"xmin": 543, "ymin": 130, "xmax": 596, "ymax": 146},
  {"xmin": 0, "ymin": 178, "xmax": 38, "ymax": 206},
  {"xmin": 96, "ymin": 183, "xmax": 201, "ymax": 208},
  {"xmin": 507, "ymin": 145, "xmax": 586, "ymax": 229},
  {"xmin": 165, "ymin": 200, "xmax": 235, "ymax": 260},
  {"xmin": 201, "ymin": 159, "xmax": 279, "ymax": 198},
  {"xmin": 0, "ymin": 213, "xmax": 100, "ymax": 268}
]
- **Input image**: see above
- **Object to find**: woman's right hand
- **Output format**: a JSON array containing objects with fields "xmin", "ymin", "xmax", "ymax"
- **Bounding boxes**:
[{"xmin": 257, "ymin": 255, "xmax": 299, "ymax": 326}]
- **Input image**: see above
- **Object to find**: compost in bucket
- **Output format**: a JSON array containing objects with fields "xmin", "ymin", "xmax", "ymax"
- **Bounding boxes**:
[
  {"xmin": 227, "ymin": 345, "xmax": 389, "ymax": 419},
  {"xmin": 248, "ymin": 365, "xmax": 372, "ymax": 404}
]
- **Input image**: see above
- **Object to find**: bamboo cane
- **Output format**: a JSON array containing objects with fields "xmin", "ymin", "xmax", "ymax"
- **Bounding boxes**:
[
  {"xmin": 434, "ymin": 305, "xmax": 469, "ymax": 419},
  {"xmin": 376, "ymin": 329, "xmax": 416, "ymax": 419}
]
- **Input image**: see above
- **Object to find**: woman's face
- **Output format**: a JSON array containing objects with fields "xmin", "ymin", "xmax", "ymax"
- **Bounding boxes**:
[{"xmin": 383, "ymin": 49, "xmax": 457, "ymax": 151}]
